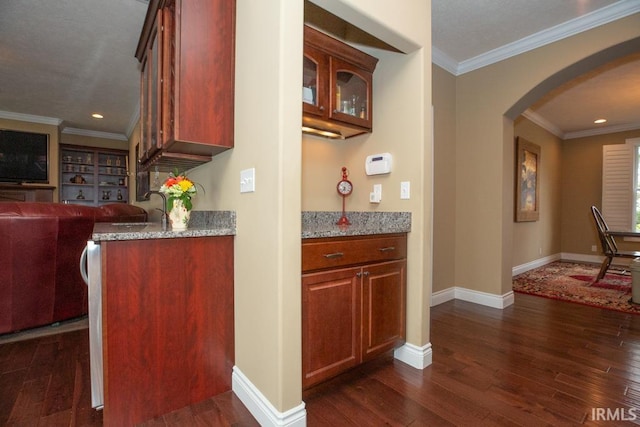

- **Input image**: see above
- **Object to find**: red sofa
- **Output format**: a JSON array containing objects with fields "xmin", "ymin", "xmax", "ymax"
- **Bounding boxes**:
[{"xmin": 0, "ymin": 202, "xmax": 147, "ymax": 335}]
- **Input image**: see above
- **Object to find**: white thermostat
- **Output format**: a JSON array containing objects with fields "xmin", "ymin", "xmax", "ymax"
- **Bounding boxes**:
[{"xmin": 365, "ymin": 153, "xmax": 392, "ymax": 176}]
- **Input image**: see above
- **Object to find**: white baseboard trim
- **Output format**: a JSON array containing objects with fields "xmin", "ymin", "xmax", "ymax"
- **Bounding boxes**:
[
  {"xmin": 512, "ymin": 253, "xmax": 561, "ymax": 276},
  {"xmin": 232, "ymin": 366, "xmax": 306, "ymax": 427},
  {"xmin": 457, "ymin": 288, "xmax": 514, "ymax": 308},
  {"xmin": 431, "ymin": 252, "xmax": 611, "ymax": 310},
  {"xmin": 431, "ymin": 287, "xmax": 456, "ymax": 306},
  {"xmin": 394, "ymin": 342, "xmax": 432, "ymax": 369},
  {"xmin": 560, "ymin": 252, "xmax": 604, "ymax": 265},
  {"xmin": 431, "ymin": 286, "xmax": 514, "ymax": 309}
]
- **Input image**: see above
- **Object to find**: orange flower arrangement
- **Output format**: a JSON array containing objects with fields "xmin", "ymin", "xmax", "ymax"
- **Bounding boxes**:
[{"xmin": 159, "ymin": 170, "xmax": 198, "ymax": 211}]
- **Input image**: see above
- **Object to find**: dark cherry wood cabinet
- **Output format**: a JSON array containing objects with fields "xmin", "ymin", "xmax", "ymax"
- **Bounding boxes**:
[
  {"xmin": 136, "ymin": 0, "xmax": 235, "ymax": 172},
  {"xmin": 100, "ymin": 236, "xmax": 234, "ymax": 426},
  {"xmin": 302, "ymin": 234, "xmax": 406, "ymax": 389},
  {"xmin": 303, "ymin": 25, "xmax": 378, "ymax": 139}
]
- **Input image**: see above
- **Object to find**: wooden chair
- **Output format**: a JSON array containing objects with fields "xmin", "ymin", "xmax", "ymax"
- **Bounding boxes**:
[{"xmin": 591, "ymin": 205, "xmax": 640, "ymax": 280}]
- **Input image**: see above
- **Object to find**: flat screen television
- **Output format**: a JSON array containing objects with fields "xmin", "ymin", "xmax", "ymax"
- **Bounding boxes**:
[{"xmin": 0, "ymin": 129, "xmax": 49, "ymax": 184}]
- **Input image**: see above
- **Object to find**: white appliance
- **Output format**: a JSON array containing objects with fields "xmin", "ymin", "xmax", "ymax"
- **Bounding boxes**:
[{"xmin": 80, "ymin": 241, "xmax": 103, "ymax": 409}]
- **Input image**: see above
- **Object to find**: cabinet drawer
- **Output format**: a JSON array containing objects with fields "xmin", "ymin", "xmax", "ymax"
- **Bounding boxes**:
[{"xmin": 302, "ymin": 234, "xmax": 406, "ymax": 272}]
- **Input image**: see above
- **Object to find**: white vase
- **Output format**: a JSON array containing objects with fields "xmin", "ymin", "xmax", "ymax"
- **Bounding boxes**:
[{"xmin": 168, "ymin": 198, "xmax": 191, "ymax": 230}]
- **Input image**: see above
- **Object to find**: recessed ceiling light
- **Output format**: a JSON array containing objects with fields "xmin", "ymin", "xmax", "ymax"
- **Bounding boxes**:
[
  {"xmin": 594, "ymin": 118, "xmax": 607, "ymax": 124},
  {"xmin": 92, "ymin": 113, "xmax": 104, "ymax": 119}
]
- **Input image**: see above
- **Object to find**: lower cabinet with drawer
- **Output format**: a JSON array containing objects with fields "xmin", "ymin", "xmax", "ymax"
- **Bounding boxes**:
[{"xmin": 302, "ymin": 233, "xmax": 407, "ymax": 389}]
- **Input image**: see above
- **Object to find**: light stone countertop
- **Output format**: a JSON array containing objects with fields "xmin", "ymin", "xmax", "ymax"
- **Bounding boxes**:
[
  {"xmin": 302, "ymin": 211, "xmax": 411, "ymax": 239},
  {"xmin": 91, "ymin": 210, "xmax": 410, "ymax": 241},
  {"xmin": 91, "ymin": 210, "xmax": 236, "ymax": 241}
]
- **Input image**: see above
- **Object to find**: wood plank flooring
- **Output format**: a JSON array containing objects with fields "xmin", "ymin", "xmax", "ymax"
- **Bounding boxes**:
[{"xmin": 3, "ymin": 293, "xmax": 640, "ymax": 425}]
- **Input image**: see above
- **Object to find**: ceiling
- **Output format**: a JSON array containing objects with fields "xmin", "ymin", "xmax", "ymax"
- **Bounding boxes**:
[
  {"xmin": 0, "ymin": 0, "xmax": 638, "ymax": 141},
  {"xmin": 434, "ymin": 0, "xmax": 640, "ymax": 139},
  {"xmin": 0, "ymin": 0, "xmax": 148, "ymax": 140}
]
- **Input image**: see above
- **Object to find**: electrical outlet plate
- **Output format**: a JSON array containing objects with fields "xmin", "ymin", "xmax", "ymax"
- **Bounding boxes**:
[{"xmin": 370, "ymin": 184, "xmax": 382, "ymax": 203}]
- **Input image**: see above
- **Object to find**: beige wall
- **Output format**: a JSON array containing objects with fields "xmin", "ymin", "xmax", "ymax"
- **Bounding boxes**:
[
  {"xmin": 561, "ymin": 129, "xmax": 640, "ymax": 256},
  {"xmin": 512, "ymin": 117, "xmax": 562, "ymax": 267},
  {"xmin": 431, "ymin": 64, "xmax": 456, "ymax": 293},
  {"xmin": 453, "ymin": 13, "xmax": 640, "ymax": 296}
]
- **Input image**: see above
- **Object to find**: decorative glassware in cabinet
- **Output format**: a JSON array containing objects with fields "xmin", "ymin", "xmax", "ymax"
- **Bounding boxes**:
[{"xmin": 332, "ymin": 67, "xmax": 369, "ymax": 124}]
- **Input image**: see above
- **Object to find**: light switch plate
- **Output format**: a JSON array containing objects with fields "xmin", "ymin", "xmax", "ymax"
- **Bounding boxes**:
[
  {"xmin": 400, "ymin": 181, "xmax": 410, "ymax": 199},
  {"xmin": 240, "ymin": 168, "xmax": 255, "ymax": 193}
]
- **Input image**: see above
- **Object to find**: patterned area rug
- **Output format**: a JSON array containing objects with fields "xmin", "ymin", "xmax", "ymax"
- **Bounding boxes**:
[{"xmin": 512, "ymin": 261, "xmax": 640, "ymax": 314}]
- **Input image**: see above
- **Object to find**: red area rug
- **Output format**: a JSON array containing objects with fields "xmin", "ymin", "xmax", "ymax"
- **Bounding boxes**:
[{"xmin": 512, "ymin": 261, "xmax": 640, "ymax": 314}]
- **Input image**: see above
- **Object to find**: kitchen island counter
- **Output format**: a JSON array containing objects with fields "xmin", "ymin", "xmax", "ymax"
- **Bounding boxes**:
[{"xmin": 91, "ymin": 210, "xmax": 235, "ymax": 426}]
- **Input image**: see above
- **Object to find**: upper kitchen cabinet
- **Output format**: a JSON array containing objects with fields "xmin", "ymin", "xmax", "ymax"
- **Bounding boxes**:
[
  {"xmin": 303, "ymin": 25, "xmax": 378, "ymax": 139},
  {"xmin": 136, "ymin": 0, "xmax": 235, "ymax": 172}
]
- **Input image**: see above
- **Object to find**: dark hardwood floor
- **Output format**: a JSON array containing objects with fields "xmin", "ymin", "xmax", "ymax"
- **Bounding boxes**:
[{"xmin": 3, "ymin": 293, "xmax": 640, "ymax": 426}]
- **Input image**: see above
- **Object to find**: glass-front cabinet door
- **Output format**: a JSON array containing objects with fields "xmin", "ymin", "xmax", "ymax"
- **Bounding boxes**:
[
  {"xmin": 302, "ymin": 45, "xmax": 327, "ymax": 118},
  {"xmin": 329, "ymin": 57, "xmax": 372, "ymax": 130},
  {"xmin": 140, "ymin": 11, "xmax": 162, "ymax": 162}
]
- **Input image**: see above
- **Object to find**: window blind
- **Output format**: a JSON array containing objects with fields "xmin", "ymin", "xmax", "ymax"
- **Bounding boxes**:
[{"xmin": 602, "ymin": 144, "xmax": 634, "ymax": 231}]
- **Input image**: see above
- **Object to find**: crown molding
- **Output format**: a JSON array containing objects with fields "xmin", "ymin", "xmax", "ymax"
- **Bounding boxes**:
[
  {"xmin": 0, "ymin": 110, "xmax": 128, "ymax": 141},
  {"xmin": 431, "ymin": 46, "xmax": 458, "ymax": 75},
  {"xmin": 522, "ymin": 109, "xmax": 640, "ymax": 140},
  {"xmin": 434, "ymin": 1, "xmax": 640, "ymax": 76},
  {"xmin": 0, "ymin": 110, "xmax": 63, "ymax": 126},
  {"xmin": 564, "ymin": 122, "xmax": 640, "ymax": 140},
  {"xmin": 61, "ymin": 127, "xmax": 128, "ymax": 141},
  {"xmin": 521, "ymin": 110, "xmax": 564, "ymax": 138}
]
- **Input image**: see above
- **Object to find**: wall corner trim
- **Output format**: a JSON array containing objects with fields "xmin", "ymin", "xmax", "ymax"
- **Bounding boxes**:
[
  {"xmin": 394, "ymin": 342, "xmax": 433, "ymax": 369},
  {"xmin": 232, "ymin": 366, "xmax": 306, "ymax": 427}
]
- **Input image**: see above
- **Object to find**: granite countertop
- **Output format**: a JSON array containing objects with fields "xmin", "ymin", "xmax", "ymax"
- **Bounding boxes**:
[
  {"xmin": 302, "ymin": 211, "xmax": 411, "ymax": 239},
  {"xmin": 93, "ymin": 210, "xmax": 408, "ymax": 241},
  {"xmin": 92, "ymin": 210, "xmax": 236, "ymax": 241}
]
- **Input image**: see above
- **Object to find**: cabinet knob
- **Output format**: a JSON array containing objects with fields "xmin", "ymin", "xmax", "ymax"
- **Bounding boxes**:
[
  {"xmin": 363, "ymin": 271, "xmax": 370, "ymax": 277},
  {"xmin": 356, "ymin": 272, "xmax": 362, "ymax": 278}
]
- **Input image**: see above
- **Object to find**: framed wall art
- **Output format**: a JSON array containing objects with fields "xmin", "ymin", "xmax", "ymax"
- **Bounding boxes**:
[{"xmin": 515, "ymin": 137, "xmax": 540, "ymax": 222}]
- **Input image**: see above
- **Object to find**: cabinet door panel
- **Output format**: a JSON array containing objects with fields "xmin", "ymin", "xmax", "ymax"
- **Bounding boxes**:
[
  {"xmin": 362, "ymin": 260, "xmax": 406, "ymax": 361},
  {"xmin": 149, "ymin": 16, "xmax": 162, "ymax": 156},
  {"xmin": 329, "ymin": 57, "xmax": 372, "ymax": 130},
  {"xmin": 302, "ymin": 267, "xmax": 360, "ymax": 389},
  {"xmin": 102, "ymin": 237, "xmax": 234, "ymax": 426},
  {"xmin": 302, "ymin": 45, "xmax": 328, "ymax": 118}
]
